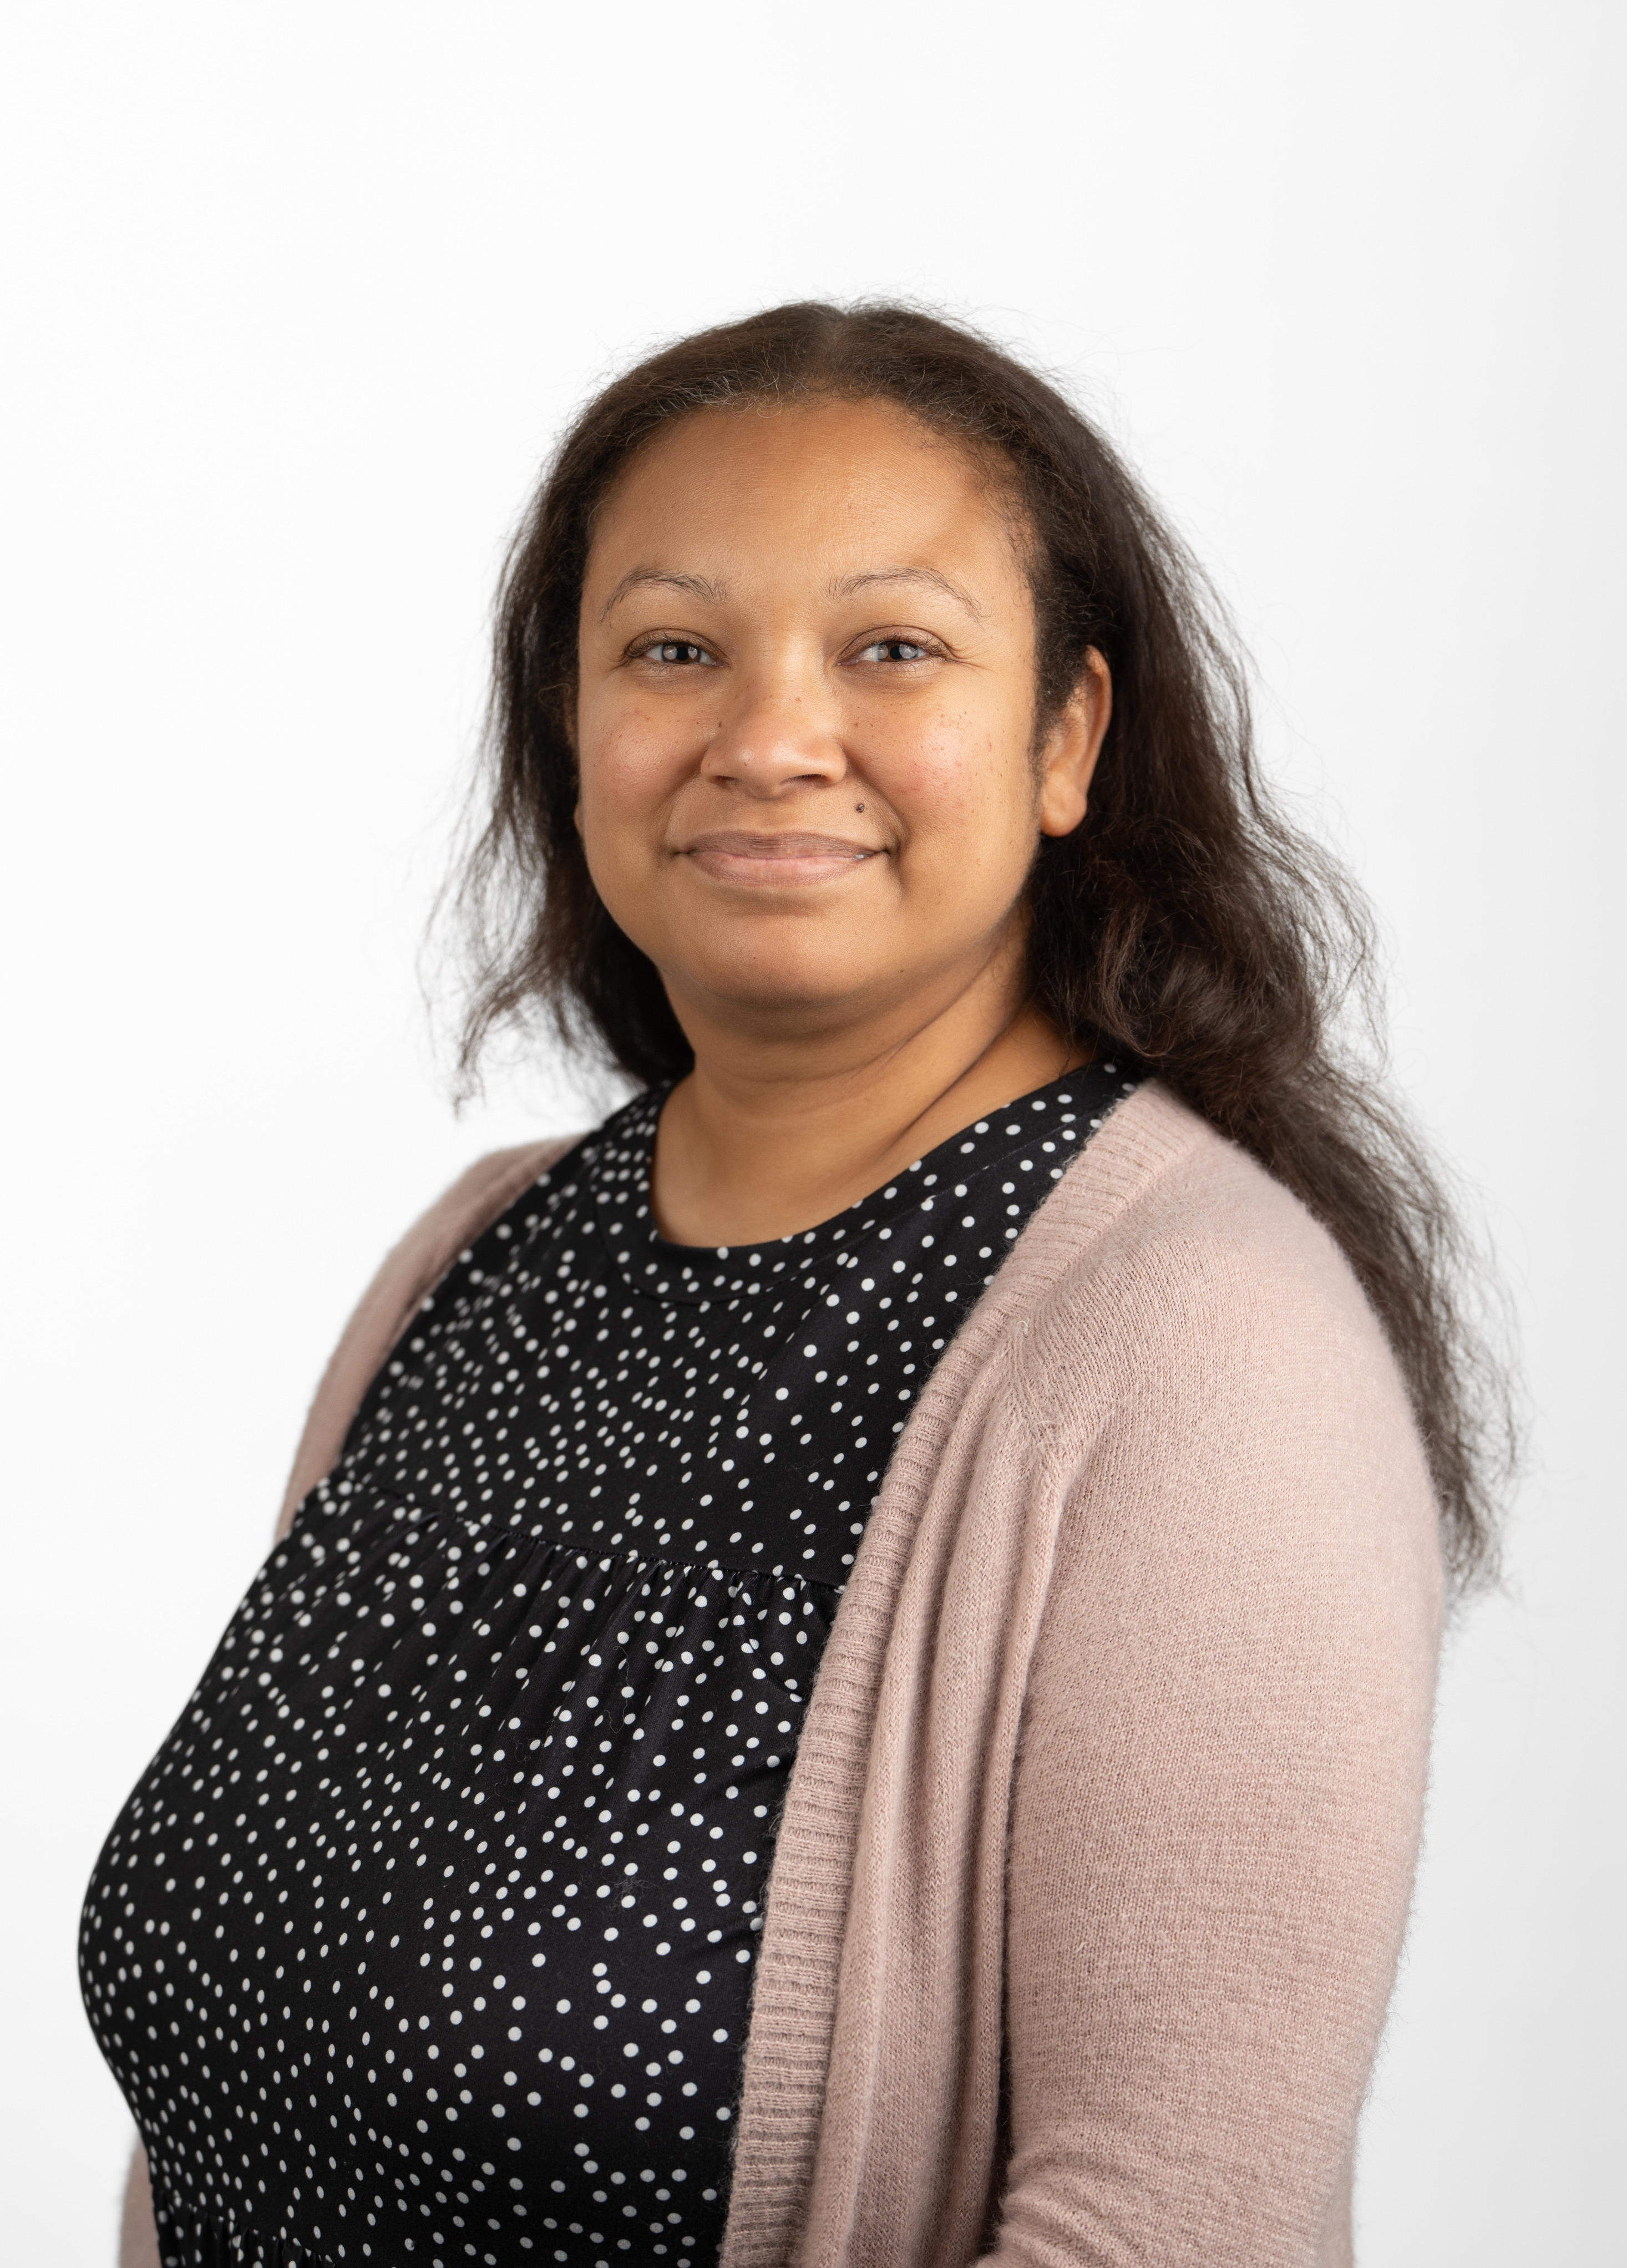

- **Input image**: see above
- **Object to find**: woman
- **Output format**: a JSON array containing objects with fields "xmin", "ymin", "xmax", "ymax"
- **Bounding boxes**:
[{"xmin": 85, "ymin": 303, "xmax": 1501, "ymax": 2268}]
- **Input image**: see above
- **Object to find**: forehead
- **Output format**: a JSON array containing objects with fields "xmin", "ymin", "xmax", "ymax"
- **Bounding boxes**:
[{"xmin": 583, "ymin": 396, "xmax": 1025, "ymax": 600}]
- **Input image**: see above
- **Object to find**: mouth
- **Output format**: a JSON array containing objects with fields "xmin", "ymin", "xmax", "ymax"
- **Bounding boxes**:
[{"xmin": 678, "ymin": 830, "xmax": 884, "ymax": 889}]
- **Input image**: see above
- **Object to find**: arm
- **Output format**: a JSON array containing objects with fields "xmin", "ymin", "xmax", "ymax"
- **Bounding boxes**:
[
  {"xmin": 119, "ymin": 2148, "xmax": 159, "ymax": 2268},
  {"xmin": 995, "ymin": 1241, "xmax": 1442, "ymax": 2266}
]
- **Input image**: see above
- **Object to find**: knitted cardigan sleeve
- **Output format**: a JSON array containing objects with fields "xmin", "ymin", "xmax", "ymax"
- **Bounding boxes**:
[
  {"xmin": 994, "ymin": 1145, "xmax": 1441, "ymax": 2266},
  {"xmin": 719, "ymin": 1092, "xmax": 1438, "ymax": 2268}
]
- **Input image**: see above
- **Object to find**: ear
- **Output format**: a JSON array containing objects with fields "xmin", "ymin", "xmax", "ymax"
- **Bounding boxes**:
[{"xmin": 1037, "ymin": 650, "xmax": 1111, "ymax": 838}]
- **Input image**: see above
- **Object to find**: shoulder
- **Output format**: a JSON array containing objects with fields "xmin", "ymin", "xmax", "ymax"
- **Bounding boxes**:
[
  {"xmin": 351, "ymin": 1135, "xmax": 586, "ymax": 1343},
  {"xmin": 1010, "ymin": 1083, "xmax": 1441, "ymax": 1579},
  {"xmin": 1012, "ymin": 1081, "xmax": 1442, "ymax": 1626},
  {"xmin": 1022, "ymin": 1081, "xmax": 1406, "ymax": 1409},
  {"xmin": 394, "ymin": 1137, "xmax": 582, "ymax": 1286},
  {"xmin": 276, "ymin": 1133, "xmax": 583, "ymax": 1531}
]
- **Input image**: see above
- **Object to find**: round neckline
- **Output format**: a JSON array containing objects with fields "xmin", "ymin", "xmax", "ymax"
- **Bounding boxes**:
[{"xmin": 582, "ymin": 1061, "xmax": 1132, "ymax": 1306}]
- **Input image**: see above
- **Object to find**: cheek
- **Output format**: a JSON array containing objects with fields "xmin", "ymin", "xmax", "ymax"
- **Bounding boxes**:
[
  {"xmin": 879, "ymin": 712, "xmax": 1033, "ymax": 855},
  {"xmin": 577, "ymin": 702, "xmax": 688, "ymax": 825}
]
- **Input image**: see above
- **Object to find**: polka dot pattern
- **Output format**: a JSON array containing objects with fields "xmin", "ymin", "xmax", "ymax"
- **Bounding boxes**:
[{"xmin": 82, "ymin": 1062, "xmax": 1137, "ymax": 2266}]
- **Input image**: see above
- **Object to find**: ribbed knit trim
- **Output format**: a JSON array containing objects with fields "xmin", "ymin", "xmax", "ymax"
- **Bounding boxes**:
[{"xmin": 718, "ymin": 1083, "xmax": 1207, "ymax": 2268}]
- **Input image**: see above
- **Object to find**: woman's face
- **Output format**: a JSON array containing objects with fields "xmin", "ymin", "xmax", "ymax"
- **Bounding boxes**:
[{"xmin": 575, "ymin": 395, "xmax": 1107, "ymax": 1044}]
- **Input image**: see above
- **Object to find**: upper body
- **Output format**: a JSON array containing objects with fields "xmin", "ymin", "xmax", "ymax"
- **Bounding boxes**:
[
  {"xmin": 92, "ymin": 300, "xmax": 1486, "ymax": 2268},
  {"xmin": 89, "ymin": 1078, "xmax": 1438, "ymax": 2268}
]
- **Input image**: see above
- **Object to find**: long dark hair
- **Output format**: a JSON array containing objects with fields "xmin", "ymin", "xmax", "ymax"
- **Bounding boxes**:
[{"xmin": 450, "ymin": 300, "xmax": 1513, "ymax": 1591}]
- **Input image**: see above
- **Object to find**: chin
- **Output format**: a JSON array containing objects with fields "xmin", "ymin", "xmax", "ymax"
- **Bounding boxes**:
[{"xmin": 682, "ymin": 947, "xmax": 896, "ymax": 1031}]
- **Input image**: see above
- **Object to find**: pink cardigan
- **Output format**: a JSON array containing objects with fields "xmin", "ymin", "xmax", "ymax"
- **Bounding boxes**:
[{"xmin": 276, "ymin": 1083, "xmax": 1441, "ymax": 2268}]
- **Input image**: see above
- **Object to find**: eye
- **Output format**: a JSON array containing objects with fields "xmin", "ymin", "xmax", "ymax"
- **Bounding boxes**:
[
  {"xmin": 635, "ymin": 638, "xmax": 718, "ymax": 667},
  {"xmin": 852, "ymin": 637, "xmax": 935, "ymax": 665}
]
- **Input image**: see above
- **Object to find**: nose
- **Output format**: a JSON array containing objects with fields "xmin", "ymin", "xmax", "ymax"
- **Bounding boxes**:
[{"xmin": 698, "ymin": 670, "xmax": 847, "ymax": 798}]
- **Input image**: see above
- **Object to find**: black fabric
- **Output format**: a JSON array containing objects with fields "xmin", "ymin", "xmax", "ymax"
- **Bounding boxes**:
[{"xmin": 82, "ymin": 1062, "xmax": 1137, "ymax": 2268}]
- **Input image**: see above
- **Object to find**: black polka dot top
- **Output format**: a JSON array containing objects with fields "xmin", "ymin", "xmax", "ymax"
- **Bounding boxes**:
[{"xmin": 82, "ymin": 1059, "xmax": 1138, "ymax": 2268}]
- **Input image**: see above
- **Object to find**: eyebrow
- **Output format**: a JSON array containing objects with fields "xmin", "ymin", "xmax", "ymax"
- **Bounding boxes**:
[
  {"xmin": 599, "ymin": 563, "xmax": 986, "ymax": 625},
  {"xmin": 829, "ymin": 566, "xmax": 986, "ymax": 621},
  {"xmin": 599, "ymin": 569, "xmax": 726, "ymax": 623}
]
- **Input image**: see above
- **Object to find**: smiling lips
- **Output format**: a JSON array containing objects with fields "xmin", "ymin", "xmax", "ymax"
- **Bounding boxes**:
[{"xmin": 681, "ymin": 830, "xmax": 882, "ymax": 887}]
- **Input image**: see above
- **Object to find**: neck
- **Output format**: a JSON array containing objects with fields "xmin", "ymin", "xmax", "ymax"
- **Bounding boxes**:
[{"xmin": 648, "ymin": 942, "xmax": 1084, "ymax": 1246}]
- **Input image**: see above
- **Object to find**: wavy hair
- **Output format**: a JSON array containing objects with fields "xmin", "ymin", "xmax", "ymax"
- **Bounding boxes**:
[{"xmin": 448, "ymin": 300, "xmax": 1513, "ymax": 1592}]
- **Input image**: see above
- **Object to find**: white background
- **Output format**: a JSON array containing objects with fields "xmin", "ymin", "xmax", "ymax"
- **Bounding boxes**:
[{"xmin": 2, "ymin": 3, "xmax": 1621, "ymax": 2259}]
